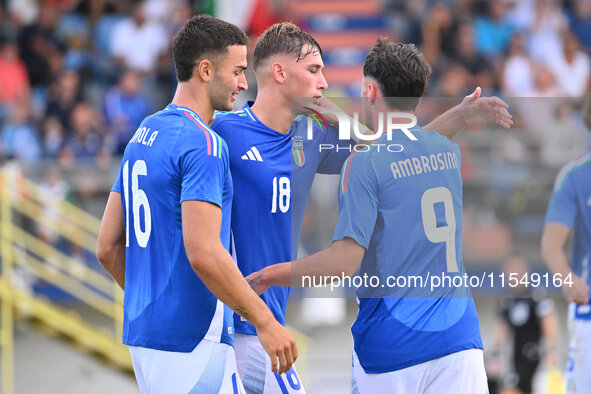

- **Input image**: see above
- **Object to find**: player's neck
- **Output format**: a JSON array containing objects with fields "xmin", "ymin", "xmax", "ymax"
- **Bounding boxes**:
[
  {"xmin": 171, "ymin": 82, "xmax": 214, "ymax": 124},
  {"xmin": 250, "ymin": 92, "xmax": 293, "ymax": 134}
]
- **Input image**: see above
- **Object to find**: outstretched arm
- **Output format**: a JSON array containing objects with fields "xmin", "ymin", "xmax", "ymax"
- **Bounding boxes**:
[
  {"xmin": 424, "ymin": 87, "xmax": 513, "ymax": 139},
  {"xmin": 315, "ymin": 87, "xmax": 512, "ymax": 142},
  {"xmin": 247, "ymin": 238, "xmax": 365, "ymax": 295}
]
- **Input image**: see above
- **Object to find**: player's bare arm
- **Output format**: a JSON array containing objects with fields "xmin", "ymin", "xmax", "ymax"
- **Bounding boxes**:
[
  {"xmin": 182, "ymin": 200, "xmax": 297, "ymax": 374},
  {"xmin": 541, "ymin": 222, "xmax": 590, "ymax": 304},
  {"xmin": 97, "ymin": 192, "xmax": 127, "ymax": 289},
  {"xmin": 314, "ymin": 86, "xmax": 512, "ymax": 141},
  {"xmin": 540, "ymin": 306, "xmax": 559, "ymax": 366},
  {"xmin": 247, "ymin": 237, "xmax": 365, "ymax": 295}
]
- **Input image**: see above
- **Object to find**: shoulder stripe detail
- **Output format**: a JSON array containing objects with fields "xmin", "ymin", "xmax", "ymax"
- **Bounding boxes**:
[
  {"xmin": 183, "ymin": 112, "xmax": 211, "ymax": 155},
  {"xmin": 209, "ymin": 128, "xmax": 218, "ymax": 159},
  {"xmin": 555, "ymin": 153, "xmax": 591, "ymax": 191},
  {"xmin": 341, "ymin": 153, "xmax": 355, "ymax": 194},
  {"xmin": 244, "ymin": 108, "xmax": 256, "ymax": 122}
]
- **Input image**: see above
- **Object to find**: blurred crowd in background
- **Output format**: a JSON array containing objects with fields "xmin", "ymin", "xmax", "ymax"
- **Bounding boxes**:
[
  {"xmin": 0, "ymin": 1, "xmax": 589, "ymax": 391},
  {"xmin": 0, "ymin": 0, "xmax": 590, "ymax": 262}
]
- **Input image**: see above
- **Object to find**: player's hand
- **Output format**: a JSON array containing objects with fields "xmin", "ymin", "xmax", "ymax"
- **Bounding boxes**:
[
  {"xmin": 246, "ymin": 269, "xmax": 270, "ymax": 295},
  {"xmin": 458, "ymin": 87, "xmax": 513, "ymax": 129},
  {"xmin": 257, "ymin": 321, "xmax": 298, "ymax": 375},
  {"xmin": 308, "ymin": 97, "xmax": 342, "ymax": 126},
  {"xmin": 563, "ymin": 274, "xmax": 589, "ymax": 305}
]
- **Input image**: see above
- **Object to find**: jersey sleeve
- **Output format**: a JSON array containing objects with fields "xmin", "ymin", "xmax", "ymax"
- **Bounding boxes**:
[
  {"xmin": 175, "ymin": 124, "xmax": 228, "ymax": 208},
  {"xmin": 317, "ymin": 124, "xmax": 355, "ymax": 174},
  {"xmin": 111, "ymin": 170, "xmax": 122, "ymax": 193},
  {"xmin": 545, "ymin": 165, "xmax": 578, "ymax": 228},
  {"xmin": 332, "ymin": 152, "xmax": 378, "ymax": 248}
]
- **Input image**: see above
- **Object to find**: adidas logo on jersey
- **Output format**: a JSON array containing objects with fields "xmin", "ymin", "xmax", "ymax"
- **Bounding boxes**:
[{"xmin": 241, "ymin": 147, "xmax": 263, "ymax": 162}]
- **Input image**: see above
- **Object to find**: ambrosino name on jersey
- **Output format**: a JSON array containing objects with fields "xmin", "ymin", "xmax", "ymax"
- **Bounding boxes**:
[{"xmin": 390, "ymin": 151, "xmax": 460, "ymax": 180}]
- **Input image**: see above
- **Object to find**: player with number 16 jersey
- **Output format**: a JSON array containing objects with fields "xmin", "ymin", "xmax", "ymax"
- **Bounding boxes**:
[{"xmin": 113, "ymin": 103, "xmax": 234, "ymax": 351}]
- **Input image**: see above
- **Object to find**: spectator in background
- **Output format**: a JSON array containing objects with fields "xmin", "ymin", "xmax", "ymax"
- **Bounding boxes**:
[
  {"xmin": 450, "ymin": 21, "xmax": 497, "ymax": 93},
  {"xmin": 17, "ymin": 2, "xmax": 63, "ymax": 89},
  {"xmin": 109, "ymin": 1, "xmax": 168, "ymax": 74},
  {"xmin": 546, "ymin": 30, "xmax": 590, "ymax": 97},
  {"xmin": 540, "ymin": 102, "xmax": 587, "ymax": 167},
  {"xmin": 42, "ymin": 116, "xmax": 65, "ymax": 159},
  {"xmin": 0, "ymin": 38, "xmax": 30, "ymax": 121},
  {"xmin": 103, "ymin": 69, "xmax": 152, "ymax": 154},
  {"xmin": 0, "ymin": 102, "xmax": 42, "ymax": 162},
  {"xmin": 56, "ymin": 0, "xmax": 92, "ymax": 72},
  {"xmin": 564, "ymin": 0, "xmax": 591, "ymax": 51},
  {"xmin": 92, "ymin": 1, "xmax": 126, "ymax": 84},
  {"xmin": 525, "ymin": 0, "xmax": 565, "ymax": 66},
  {"xmin": 474, "ymin": 0, "xmax": 514, "ymax": 58},
  {"xmin": 488, "ymin": 256, "xmax": 559, "ymax": 394},
  {"xmin": 45, "ymin": 69, "xmax": 82, "ymax": 131},
  {"xmin": 59, "ymin": 102, "xmax": 104, "ymax": 167},
  {"xmin": 420, "ymin": 2, "xmax": 455, "ymax": 64},
  {"xmin": 529, "ymin": 63, "xmax": 564, "ymax": 98},
  {"xmin": 502, "ymin": 34, "xmax": 533, "ymax": 96}
]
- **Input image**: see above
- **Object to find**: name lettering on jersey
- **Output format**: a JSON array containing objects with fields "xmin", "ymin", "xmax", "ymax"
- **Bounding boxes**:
[
  {"xmin": 390, "ymin": 151, "xmax": 459, "ymax": 180},
  {"xmin": 129, "ymin": 127, "xmax": 159, "ymax": 147}
]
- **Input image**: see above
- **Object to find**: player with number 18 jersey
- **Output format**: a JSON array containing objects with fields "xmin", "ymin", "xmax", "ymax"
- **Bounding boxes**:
[{"xmin": 211, "ymin": 101, "xmax": 350, "ymax": 392}]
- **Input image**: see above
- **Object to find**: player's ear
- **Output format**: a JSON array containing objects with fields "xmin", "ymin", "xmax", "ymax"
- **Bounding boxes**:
[
  {"xmin": 366, "ymin": 80, "xmax": 380, "ymax": 105},
  {"xmin": 196, "ymin": 59, "xmax": 214, "ymax": 82},
  {"xmin": 271, "ymin": 61, "xmax": 286, "ymax": 83}
]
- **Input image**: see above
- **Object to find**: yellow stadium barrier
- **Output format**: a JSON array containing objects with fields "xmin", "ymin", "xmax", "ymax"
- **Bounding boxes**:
[{"xmin": 0, "ymin": 165, "xmax": 129, "ymax": 394}]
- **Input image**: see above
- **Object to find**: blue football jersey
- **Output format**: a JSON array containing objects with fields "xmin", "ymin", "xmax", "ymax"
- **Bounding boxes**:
[
  {"xmin": 545, "ymin": 152, "xmax": 591, "ymax": 319},
  {"xmin": 112, "ymin": 103, "xmax": 234, "ymax": 351},
  {"xmin": 333, "ymin": 127, "xmax": 483, "ymax": 373},
  {"xmin": 211, "ymin": 101, "xmax": 352, "ymax": 335}
]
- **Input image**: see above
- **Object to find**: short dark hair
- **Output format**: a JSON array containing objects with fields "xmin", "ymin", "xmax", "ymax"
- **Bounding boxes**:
[
  {"xmin": 172, "ymin": 14, "xmax": 248, "ymax": 82},
  {"xmin": 253, "ymin": 22, "xmax": 322, "ymax": 71},
  {"xmin": 363, "ymin": 38, "xmax": 431, "ymax": 110}
]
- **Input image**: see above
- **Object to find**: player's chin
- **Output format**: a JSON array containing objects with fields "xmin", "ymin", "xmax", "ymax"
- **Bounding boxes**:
[{"xmin": 214, "ymin": 100, "xmax": 234, "ymax": 112}]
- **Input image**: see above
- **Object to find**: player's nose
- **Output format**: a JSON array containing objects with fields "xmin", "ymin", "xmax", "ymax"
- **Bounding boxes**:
[
  {"xmin": 238, "ymin": 73, "xmax": 248, "ymax": 91},
  {"xmin": 318, "ymin": 72, "xmax": 328, "ymax": 91}
]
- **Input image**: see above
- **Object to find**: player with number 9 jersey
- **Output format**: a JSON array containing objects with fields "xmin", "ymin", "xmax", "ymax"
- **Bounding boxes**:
[
  {"xmin": 334, "ymin": 126, "xmax": 483, "ymax": 374},
  {"xmin": 112, "ymin": 103, "xmax": 234, "ymax": 351}
]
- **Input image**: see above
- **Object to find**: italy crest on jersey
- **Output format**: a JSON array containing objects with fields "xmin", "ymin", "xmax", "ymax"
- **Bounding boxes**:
[{"xmin": 292, "ymin": 136, "xmax": 305, "ymax": 166}]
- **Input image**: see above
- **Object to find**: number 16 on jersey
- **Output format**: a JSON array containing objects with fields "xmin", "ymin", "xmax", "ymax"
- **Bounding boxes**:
[{"xmin": 122, "ymin": 160, "xmax": 152, "ymax": 248}]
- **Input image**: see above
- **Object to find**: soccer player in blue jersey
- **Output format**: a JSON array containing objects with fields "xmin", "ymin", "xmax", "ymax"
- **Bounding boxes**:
[
  {"xmin": 212, "ymin": 22, "xmax": 511, "ymax": 394},
  {"xmin": 96, "ymin": 15, "xmax": 297, "ymax": 393},
  {"xmin": 541, "ymin": 99, "xmax": 591, "ymax": 394},
  {"xmin": 246, "ymin": 39, "xmax": 489, "ymax": 393}
]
